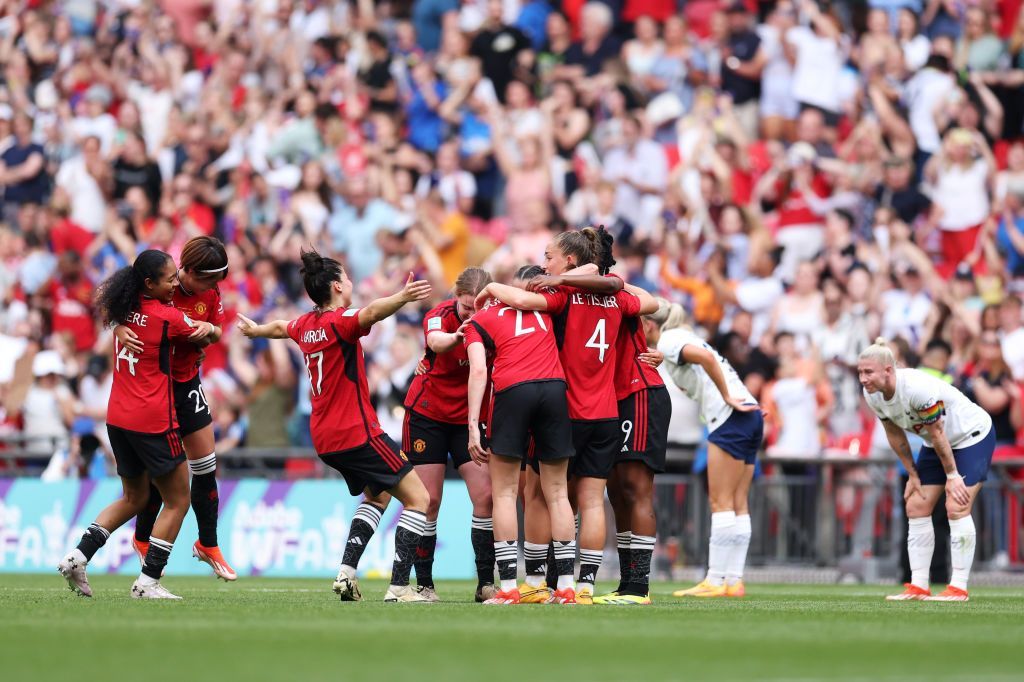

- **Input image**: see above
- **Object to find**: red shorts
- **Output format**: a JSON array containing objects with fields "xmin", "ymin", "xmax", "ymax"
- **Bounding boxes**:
[{"xmin": 939, "ymin": 225, "xmax": 982, "ymax": 277}]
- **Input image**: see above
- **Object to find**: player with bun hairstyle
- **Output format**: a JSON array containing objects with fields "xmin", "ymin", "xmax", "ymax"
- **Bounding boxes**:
[
  {"xmin": 59, "ymin": 250, "xmax": 198, "ymax": 599},
  {"xmin": 478, "ymin": 227, "xmax": 658, "ymax": 604},
  {"xmin": 237, "ymin": 249, "xmax": 435, "ymax": 603},
  {"xmin": 858, "ymin": 338, "xmax": 995, "ymax": 602},
  {"xmin": 403, "ymin": 267, "xmax": 498, "ymax": 603},
  {"xmin": 117, "ymin": 236, "xmax": 236, "ymax": 581},
  {"xmin": 644, "ymin": 300, "xmax": 764, "ymax": 599}
]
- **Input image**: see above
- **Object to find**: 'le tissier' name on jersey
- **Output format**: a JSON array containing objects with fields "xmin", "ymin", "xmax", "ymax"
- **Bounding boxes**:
[
  {"xmin": 570, "ymin": 292, "xmax": 620, "ymax": 308},
  {"xmin": 302, "ymin": 328, "xmax": 328, "ymax": 345}
]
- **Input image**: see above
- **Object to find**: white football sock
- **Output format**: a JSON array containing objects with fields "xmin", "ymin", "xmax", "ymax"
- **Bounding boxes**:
[
  {"xmin": 907, "ymin": 516, "xmax": 935, "ymax": 591},
  {"xmin": 726, "ymin": 514, "xmax": 752, "ymax": 585},
  {"xmin": 707, "ymin": 511, "xmax": 736, "ymax": 586},
  {"xmin": 949, "ymin": 515, "xmax": 976, "ymax": 591}
]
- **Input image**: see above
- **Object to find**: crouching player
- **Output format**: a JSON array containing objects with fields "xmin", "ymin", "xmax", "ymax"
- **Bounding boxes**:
[
  {"xmin": 237, "ymin": 250, "xmax": 435, "ymax": 603},
  {"xmin": 858, "ymin": 338, "xmax": 994, "ymax": 602}
]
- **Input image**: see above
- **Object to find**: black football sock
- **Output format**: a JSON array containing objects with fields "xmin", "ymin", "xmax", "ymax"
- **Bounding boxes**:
[
  {"xmin": 341, "ymin": 502, "xmax": 384, "ymax": 571},
  {"xmin": 578, "ymin": 549, "xmax": 602, "ymax": 591},
  {"xmin": 76, "ymin": 523, "xmax": 110, "ymax": 561},
  {"xmin": 545, "ymin": 541, "xmax": 558, "ymax": 587},
  {"xmin": 415, "ymin": 519, "xmax": 437, "ymax": 588},
  {"xmin": 494, "ymin": 540, "xmax": 518, "ymax": 590},
  {"xmin": 189, "ymin": 453, "xmax": 219, "ymax": 547},
  {"xmin": 391, "ymin": 510, "xmax": 426, "ymax": 587},
  {"xmin": 142, "ymin": 537, "xmax": 173, "ymax": 580},
  {"xmin": 471, "ymin": 515, "xmax": 495, "ymax": 587},
  {"xmin": 134, "ymin": 483, "xmax": 161, "ymax": 543},
  {"xmin": 523, "ymin": 541, "xmax": 548, "ymax": 587},
  {"xmin": 625, "ymin": 533, "xmax": 656, "ymax": 596},
  {"xmin": 615, "ymin": 531, "xmax": 631, "ymax": 592},
  {"xmin": 553, "ymin": 540, "xmax": 577, "ymax": 590}
]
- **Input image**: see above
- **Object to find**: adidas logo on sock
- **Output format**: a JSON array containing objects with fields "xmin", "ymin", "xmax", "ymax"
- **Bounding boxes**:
[{"xmin": 348, "ymin": 537, "xmax": 363, "ymax": 545}]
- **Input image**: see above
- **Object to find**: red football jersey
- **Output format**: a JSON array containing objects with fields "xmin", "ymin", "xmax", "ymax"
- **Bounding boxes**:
[
  {"xmin": 464, "ymin": 298, "xmax": 564, "ymax": 394},
  {"xmin": 170, "ymin": 284, "xmax": 225, "ymax": 382},
  {"xmin": 286, "ymin": 307, "xmax": 384, "ymax": 454},
  {"xmin": 613, "ymin": 316, "xmax": 666, "ymax": 401},
  {"xmin": 405, "ymin": 299, "xmax": 472, "ymax": 424},
  {"xmin": 540, "ymin": 286, "xmax": 642, "ymax": 420},
  {"xmin": 47, "ymin": 277, "xmax": 96, "ymax": 353},
  {"xmin": 107, "ymin": 297, "xmax": 196, "ymax": 434}
]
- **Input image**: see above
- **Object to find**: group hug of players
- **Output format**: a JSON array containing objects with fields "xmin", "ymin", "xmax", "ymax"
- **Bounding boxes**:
[{"xmin": 58, "ymin": 229, "xmax": 997, "ymax": 604}]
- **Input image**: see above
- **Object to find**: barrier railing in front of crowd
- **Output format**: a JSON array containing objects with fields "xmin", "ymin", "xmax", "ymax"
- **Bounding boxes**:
[{"xmin": 3, "ymin": 437, "xmax": 1022, "ymax": 572}]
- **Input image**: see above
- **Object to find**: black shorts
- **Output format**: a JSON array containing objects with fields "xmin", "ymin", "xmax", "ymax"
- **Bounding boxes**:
[
  {"xmin": 173, "ymin": 374, "xmax": 213, "ymax": 437},
  {"xmin": 617, "ymin": 387, "xmax": 671, "ymax": 473},
  {"xmin": 490, "ymin": 380, "xmax": 574, "ymax": 463},
  {"xmin": 569, "ymin": 419, "xmax": 621, "ymax": 479},
  {"xmin": 107, "ymin": 424, "xmax": 186, "ymax": 479},
  {"xmin": 320, "ymin": 433, "xmax": 413, "ymax": 497},
  {"xmin": 403, "ymin": 410, "xmax": 473, "ymax": 468}
]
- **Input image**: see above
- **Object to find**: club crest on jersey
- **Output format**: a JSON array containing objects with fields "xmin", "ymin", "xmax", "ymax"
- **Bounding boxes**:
[
  {"xmin": 195, "ymin": 302, "xmax": 207, "ymax": 316},
  {"xmin": 302, "ymin": 328, "xmax": 328, "ymax": 344},
  {"xmin": 413, "ymin": 439, "xmax": 427, "ymax": 453}
]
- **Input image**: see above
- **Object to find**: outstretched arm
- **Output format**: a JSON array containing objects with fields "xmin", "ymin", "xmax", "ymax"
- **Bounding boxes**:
[
  {"xmin": 358, "ymin": 272, "xmax": 433, "ymax": 328},
  {"xmin": 236, "ymin": 315, "xmax": 290, "ymax": 339},
  {"xmin": 526, "ymin": 273, "xmax": 622, "ymax": 295},
  {"xmin": 475, "ymin": 282, "xmax": 549, "ymax": 312}
]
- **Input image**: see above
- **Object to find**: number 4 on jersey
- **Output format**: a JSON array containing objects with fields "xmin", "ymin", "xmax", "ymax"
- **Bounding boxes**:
[
  {"xmin": 586, "ymin": 319, "xmax": 609, "ymax": 362},
  {"xmin": 115, "ymin": 339, "xmax": 139, "ymax": 376}
]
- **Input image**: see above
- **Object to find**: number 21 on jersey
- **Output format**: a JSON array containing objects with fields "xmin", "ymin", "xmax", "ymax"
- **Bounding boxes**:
[{"xmin": 497, "ymin": 306, "xmax": 547, "ymax": 336}]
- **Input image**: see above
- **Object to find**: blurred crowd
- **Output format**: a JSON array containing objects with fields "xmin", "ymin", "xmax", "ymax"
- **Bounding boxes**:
[{"xmin": 2, "ymin": 0, "xmax": 1024, "ymax": 495}]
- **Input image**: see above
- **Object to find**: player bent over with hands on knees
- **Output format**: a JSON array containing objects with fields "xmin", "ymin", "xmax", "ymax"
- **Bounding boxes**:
[
  {"xmin": 115, "ymin": 236, "xmax": 237, "ymax": 582},
  {"xmin": 59, "ymin": 250, "xmax": 199, "ymax": 600},
  {"xmin": 237, "ymin": 249, "xmax": 436, "ymax": 603},
  {"xmin": 858, "ymin": 338, "xmax": 995, "ymax": 602},
  {"xmin": 650, "ymin": 302, "xmax": 763, "ymax": 599}
]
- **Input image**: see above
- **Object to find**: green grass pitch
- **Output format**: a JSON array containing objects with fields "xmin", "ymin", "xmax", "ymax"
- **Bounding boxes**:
[{"xmin": 3, "ymin": 575, "xmax": 1023, "ymax": 681}]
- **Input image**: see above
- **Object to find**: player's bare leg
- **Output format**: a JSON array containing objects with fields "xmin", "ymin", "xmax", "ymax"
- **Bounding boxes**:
[
  {"xmin": 925, "ymin": 482, "xmax": 982, "ymax": 602},
  {"xmin": 383, "ymin": 470, "xmax": 432, "ymax": 603},
  {"xmin": 675, "ymin": 444, "xmax": 745, "ymax": 598},
  {"xmin": 183, "ymin": 426, "xmax": 236, "ymax": 581},
  {"xmin": 520, "ymin": 467, "xmax": 553, "ymax": 602},
  {"xmin": 458, "ymin": 460, "xmax": 497, "ymax": 601},
  {"xmin": 575, "ymin": 476, "xmax": 609, "ymax": 603},
  {"xmin": 413, "ymin": 463, "xmax": 446, "ymax": 600},
  {"xmin": 132, "ymin": 461, "xmax": 190, "ymax": 599},
  {"xmin": 888, "ymin": 484, "xmax": 944, "ymax": 601},
  {"xmin": 540, "ymin": 458, "xmax": 577, "ymax": 604},
  {"xmin": 335, "ymin": 490, "xmax": 391, "ymax": 601},
  {"xmin": 483, "ymin": 454, "xmax": 522, "ymax": 604},
  {"xmin": 60, "ymin": 473, "xmax": 150, "ymax": 597},
  {"xmin": 725, "ymin": 464, "xmax": 755, "ymax": 597}
]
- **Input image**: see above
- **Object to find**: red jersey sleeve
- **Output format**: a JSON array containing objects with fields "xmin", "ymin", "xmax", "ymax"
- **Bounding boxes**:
[
  {"xmin": 333, "ymin": 308, "xmax": 371, "ymax": 343},
  {"xmin": 167, "ymin": 308, "xmax": 195, "ymax": 340},
  {"xmin": 616, "ymin": 290, "xmax": 642, "ymax": 318},
  {"xmin": 286, "ymin": 316, "xmax": 302, "ymax": 343},
  {"xmin": 209, "ymin": 290, "xmax": 226, "ymax": 327},
  {"xmin": 539, "ymin": 287, "xmax": 569, "ymax": 314},
  {"xmin": 463, "ymin": 320, "xmax": 484, "ymax": 348},
  {"xmin": 424, "ymin": 307, "xmax": 456, "ymax": 338}
]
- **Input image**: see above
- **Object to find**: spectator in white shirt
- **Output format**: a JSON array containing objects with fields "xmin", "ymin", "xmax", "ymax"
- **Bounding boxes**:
[
  {"xmin": 602, "ymin": 114, "xmax": 667, "ymax": 238},
  {"xmin": 55, "ymin": 136, "xmax": 108, "ymax": 233}
]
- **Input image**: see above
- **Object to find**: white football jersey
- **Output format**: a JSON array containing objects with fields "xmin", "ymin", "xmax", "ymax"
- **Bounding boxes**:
[
  {"xmin": 658, "ymin": 328, "xmax": 756, "ymax": 433},
  {"xmin": 863, "ymin": 368, "xmax": 991, "ymax": 449}
]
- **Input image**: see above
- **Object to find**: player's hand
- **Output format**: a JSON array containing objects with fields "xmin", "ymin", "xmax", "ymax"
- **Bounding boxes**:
[
  {"xmin": 413, "ymin": 356, "xmax": 429, "ymax": 376},
  {"xmin": 400, "ymin": 272, "xmax": 432, "ymax": 303},
  {"xmin": 945, "ymin": 473, "xmax": 971, "ymax": 507},
  {"xmin": 114, "ymin": 325, "xmax": 143, "ymax": 353},
  {"xmin": 725, "ymin": 396, "xmax": 759, "ymax": 413},
  {"xmin": 468, "ymin": 431, "xmax": 491, "ymax": 465},
  {"xmin": 639, "ymin": 349, "xmax": 664, "ymax": 368},
  {"xmin": 526, "ymin": 275, "xmax": 561, "ymax": 292},
  {"xmin": 904, "ymin": 474, "xmax": 926, "ymax": 503},
  {"xmin": 189, "ymin": 321, "xmax": 216, "ymax": 341},
  {"xmin": 454, "ymin": 320, "xmax": 470, "ymax": 340},
  {"xmin": 236, "ymin": 313, "xmax": 259, "ymax": 338},
  {"xmin": 474, "ymin": 285, "xmax": 492, "ymax": 311}
]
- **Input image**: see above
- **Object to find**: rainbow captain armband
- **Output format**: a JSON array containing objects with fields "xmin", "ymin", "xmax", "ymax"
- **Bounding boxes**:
[{"xmin": 916, "ymin": 401, "xmax": 945, "ymax": 424}]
